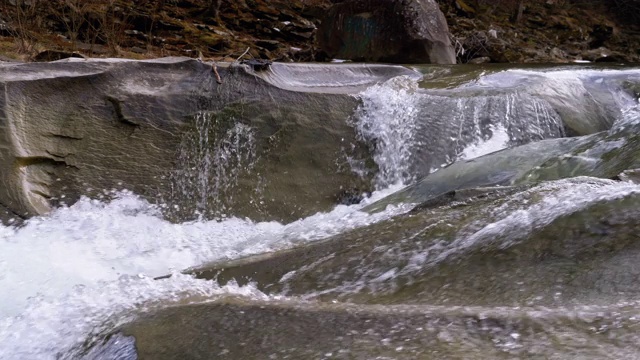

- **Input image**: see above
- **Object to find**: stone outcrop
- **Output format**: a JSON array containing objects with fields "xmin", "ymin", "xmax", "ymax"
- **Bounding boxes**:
[
  {"xmin": 190, "ymin": 178, "xmax": 640, "ymax": 307},
  {"xmin": 317, "ymin": 0, "xmax": 456, "ymax": 64},
  {"xmin": 117, "ymin": 178, "xmax": 640, "ymax": 359},
  {"xmin": 364, "ymin": 118, "xmax": 640, "ymax": 213},
  {"xmin": 440, "ymin": 1, "xmax": 640, "ymax": 64},
  {"xmin": 0, "ymin": 57, "xmax": 418, "ymax": 223}
]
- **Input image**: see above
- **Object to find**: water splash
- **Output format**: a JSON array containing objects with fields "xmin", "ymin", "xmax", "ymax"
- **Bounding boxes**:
[
  {"xmin": 2, "ymin": 66, "xmax": 640, "ymax": 360},
  {"xmin": 0, "ymin": 273, "xmax": 266, "ymax": 360},
  {"xmin": 0, "ymin": 188, "xmax": 409, "ymax": 318},
  {"xmin": 171, "ymin": 111, "xmax": 261, "ymax": 220},
  {"xmin": 352, "ymin": 76, "xmax": 422, "ymax": 187},
  {"xmin": 302, "ymin": 178, "xmax": 640, "ymax": 300},
  {"xmin": 460, "ymin": 125, "xmax": 510, "ymax": 160}
]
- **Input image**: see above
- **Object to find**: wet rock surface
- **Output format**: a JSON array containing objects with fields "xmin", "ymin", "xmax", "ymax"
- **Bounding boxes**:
[
  {"xmin": 2, "ymin": 58, "xmax": 640, "ymax": 359},
  {"xmin": 120, "ymin": 297, "xmax": 640, "ymax": 359},
  {"xmin": 0, "ymin": 203, "xmax": 22, "ymax": 226},
  {"xmin": 121, "ymin": 178, "xmax": 640, "ymax": 360},
  {"xmin": 0, "ymin": 58, "xmax": 418, "ymax": 223},
  {"xmin": 191, "ymin": 178, "xmax": 640, "ymax": 306}
]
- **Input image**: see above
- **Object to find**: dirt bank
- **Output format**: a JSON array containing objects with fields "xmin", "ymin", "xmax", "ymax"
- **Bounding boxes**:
[{"xmin": 0, "ymin": 0, "xmax": 638, "ymax": 63}]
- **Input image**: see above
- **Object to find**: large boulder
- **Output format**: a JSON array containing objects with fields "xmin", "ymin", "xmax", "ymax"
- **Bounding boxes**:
[
  {"xmin": 317, "ymin": 0, "xmax": 456, "ymax": 64},
  {"xmin": 0, "ymin": 58, "xmax": 418, "ymax": 223}
]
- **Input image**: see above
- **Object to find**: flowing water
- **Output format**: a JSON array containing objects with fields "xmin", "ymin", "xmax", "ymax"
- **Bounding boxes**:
[{"xmin": 1, "ymin": 64, "xmax": 640, "ymax": 359}]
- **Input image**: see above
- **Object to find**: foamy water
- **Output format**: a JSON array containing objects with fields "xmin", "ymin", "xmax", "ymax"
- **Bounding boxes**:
[
  {"xmin": 352, "ymin": 74, "xmax": 569, "ymax": 184},
  {"xmin": 0, "ymin": 186, "xmax": 408, "ymax": 359},
  {"xmin": 303, "ymin": 178, "xmax": 640, "ymax": 300},
  {"xmin": 460, "ymin": 125, "xmax": 510, "ymax": 160}
]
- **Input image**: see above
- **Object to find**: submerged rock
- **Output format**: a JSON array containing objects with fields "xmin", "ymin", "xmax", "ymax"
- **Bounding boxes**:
[
  {"xmin": 191, "ymin": 177, "xmax": 640, "ymax": 307},
  {"xmin": 317, "ymin": 0, "xmax": 456, "ymax": 64},
  {"xmin": 618, "ymin": 168, "xmax": 640, "ymax": 184},
  {"xmin": 117, "ymin": 297, "xmax": 640, "ymax": 359},
  {"xmin": 0, "ymin": 203, "xmax": 22, "ymax": 226}
]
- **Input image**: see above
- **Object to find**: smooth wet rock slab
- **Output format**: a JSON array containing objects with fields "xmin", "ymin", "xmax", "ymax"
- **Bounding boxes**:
[
  {"xmin": 193, "ymin": 178, "xmax": 640, "ymax": 307},
  {"xmin": 119, "ymin": 297, "xmax": 640, "ymax": 360},
  {"xmin": 0, "ymin": 58, "xmax": 418, "ymax": 222}
]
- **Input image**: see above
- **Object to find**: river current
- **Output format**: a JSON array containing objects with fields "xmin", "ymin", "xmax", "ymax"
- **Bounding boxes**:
[{"xmin": 1, "ymin": 64, "xmax": 640, "ymax": 359}]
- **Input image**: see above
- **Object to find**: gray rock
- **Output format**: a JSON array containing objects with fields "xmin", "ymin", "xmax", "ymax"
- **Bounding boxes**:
[
  {"xmin": 364, "ymin": 118, "xmax": 640, "ymax": 213},
  {"xmin": 0, "ymin": 57, "xmax": 418, "ymax": 222},
  {"xmin": 190, "ymin": 177, "xmax": 640, "ymax": 308},
  {"xmin": 0, "ymin": 202, "xmax": 23, "ymax": 226},
  {"xmin": 618, "ymin": 168, "xmax": 640, "ymax": 184},
  {"xmin": 32, "ymin": 50, "xmax": 84, "ymax": 62},
  {"xmin": 549, "ymin": 47, "xmax": 567, "ymax": 59},
  {"xmin": 468, "ymin": 56, "xmax": 491, "ymax": 64},
  {"xmin": 317, "ymin": 0, "xmax": 456, "ymax": 64},
  {"xmin": 118, "ymin": 295, "xmax": 640, "ymax": 359}
]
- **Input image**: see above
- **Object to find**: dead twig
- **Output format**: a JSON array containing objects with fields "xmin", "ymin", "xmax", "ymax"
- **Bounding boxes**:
[
  {"xmin": 200, "ymin": 46, "xmax": 251, "ymax": 85},
  {"xmin": 212, "ymin": 62, "xmax": 222, "ymax": 84},
  {"xmin": 235, "ymin": 47, "xmax": 251, "ymax": 62}
]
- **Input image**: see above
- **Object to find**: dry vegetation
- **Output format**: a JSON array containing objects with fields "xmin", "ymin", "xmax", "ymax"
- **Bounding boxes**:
[
  {"xmin": 0, "ymin": 0, "xmax": 638, "ymax": 63},
  {"xmin": 0, "ymin": 0, "xmax": 331, "ymax": 61}
]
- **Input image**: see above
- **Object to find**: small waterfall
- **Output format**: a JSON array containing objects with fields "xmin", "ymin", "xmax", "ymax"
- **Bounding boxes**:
[
  {"xmin": 0, "ymin": 190, "xmax": 410, "ymax": 359},
  {"xmin": 352, "ymin": 76, "xmax": 422, "ymax": 187},
  {"xmin": 353, "ymin": 76, "xmax": 565, "ymax": 187},
  {"xmin": 170, "ymin": 111, "xmax": 261, "ymax": 220}
]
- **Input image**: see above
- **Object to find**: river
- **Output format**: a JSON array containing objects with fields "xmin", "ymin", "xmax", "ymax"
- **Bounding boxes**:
[{"xmin": 1, "ymin": 62, "xmax": 640, "ymax": 359}]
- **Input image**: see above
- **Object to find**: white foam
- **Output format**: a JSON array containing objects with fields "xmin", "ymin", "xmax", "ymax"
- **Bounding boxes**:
[
  {"xmin": 460, "ymin": 125, "xmax": 510, "ymax": 160},
  {"xmin": 0, "ymin": 190, "xmax": 409, "ymax": 319},
  {"xmin": 353, "ymin": 75, "xmax": 566, "ymax": 186},
  {"xmin": 308, "ymin": 178, "xmax": 640, "ymax": 298},
  {"xmin": 0, "ymin": 273, "xmax": 266, "ymax": 360},
  {"xmin": 0, "ymin": 187, "xmax": 410, "ymax": 358},
  {"xmin": 353, "ymin": 76, "xmax": 422, "ymax": 187},
  {"xmin": 423, "ymin": 178, "xmax": 640, "ymax": 271}
]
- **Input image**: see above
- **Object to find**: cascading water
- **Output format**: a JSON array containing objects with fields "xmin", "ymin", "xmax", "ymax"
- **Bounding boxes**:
[
  {"xmin": 352, "ymin": 75, "xmax": 566, "ymax": 187},
  {"xmin": 1, "ymin": 64, "xmax": 640, "ymax": 359}
]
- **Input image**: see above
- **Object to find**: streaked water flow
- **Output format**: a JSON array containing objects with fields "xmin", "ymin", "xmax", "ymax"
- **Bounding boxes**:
[
  {"xmin": 353, "ymin": 76, "xmax": 566, "ymax": 187},
  {"xmin": 171, "ymin": 112, "xmax": 261, "ymax": 219}
]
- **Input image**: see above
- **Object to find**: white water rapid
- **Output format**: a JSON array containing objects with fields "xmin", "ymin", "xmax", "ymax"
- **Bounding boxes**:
[{"xmin": 0, "ymin": 185, "xmax": 409, "ymax": 359}]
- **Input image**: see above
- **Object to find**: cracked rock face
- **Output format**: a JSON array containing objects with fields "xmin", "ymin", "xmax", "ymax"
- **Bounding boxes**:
[
  {"xmin": 0, "ymin": 58, "xmax": 417, "ymax": 223},
  {"xmin": 0, "ymin": 58, "xmax": 205, "ymax": 221}
]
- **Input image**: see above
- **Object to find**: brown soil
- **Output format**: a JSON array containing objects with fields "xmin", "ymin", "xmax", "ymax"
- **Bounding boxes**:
[{"xmin": 0, "ymin": 0, "xmax": 638, "ymax": 63}]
